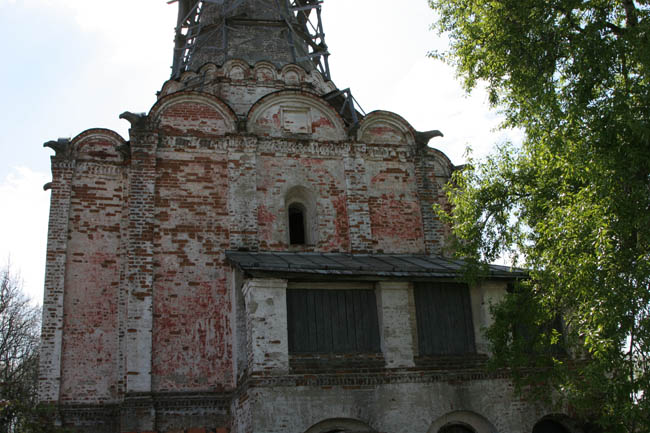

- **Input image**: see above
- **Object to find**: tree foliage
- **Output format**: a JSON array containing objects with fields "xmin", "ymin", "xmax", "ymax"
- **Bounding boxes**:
[
  {"xmin": 0, "ymin": 265, "xmax": 65, "ymax": 433},
  {"xmin": 429, "ymin": 0, "xmax": 650, "ymax": 431}
]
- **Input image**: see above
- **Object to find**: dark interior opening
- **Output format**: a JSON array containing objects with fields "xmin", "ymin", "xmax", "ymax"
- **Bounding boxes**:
[
  {"xmin": 438, "ymin": 425, "xmax": 475, "ymax": 433},
  {"xmin": 532, "ymin": 420, "xmax": 570, "ymax": 433},
  {"xmin": 289, "ymin": 203, "xmax": 306, "ymax": 245}
]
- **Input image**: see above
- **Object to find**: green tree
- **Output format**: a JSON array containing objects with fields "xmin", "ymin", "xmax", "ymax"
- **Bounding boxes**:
[
  {"xmin": 0, "ymin": 264, "xmax": 40, "ymax": 433},
  {"xmin": 0, "ymin": 264, "xmax": 67, "ymax": 433},
  {"xmin": 429, "ymin": 0, "xmax": 650, "ymax": 431}
]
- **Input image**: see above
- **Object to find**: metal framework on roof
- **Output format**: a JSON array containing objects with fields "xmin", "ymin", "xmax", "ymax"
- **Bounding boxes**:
[{"xmin": 169, "ymin": 0, "xmax": 331, "ymax": 80}]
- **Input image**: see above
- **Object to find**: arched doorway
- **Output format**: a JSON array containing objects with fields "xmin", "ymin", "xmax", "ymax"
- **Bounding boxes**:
[
  {"xmin": 533, "ymin": 419, "xmax": 571, "ymax": 433},
  {"xmin": 439, "ymin": 424, "xmax": 476, "ymax": 433},
  {"xmin": 427, "ymin": 410, "xmax": 497, "ymax": 433},
  {"xmin": 304, "ymin": 418, "xmax": 376, "ymax": 433}
]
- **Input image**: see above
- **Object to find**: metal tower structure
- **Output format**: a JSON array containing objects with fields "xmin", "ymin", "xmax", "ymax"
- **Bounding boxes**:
[{"xmin": 169, "ymin": 0, "xmax": 330, "ymax": 80}]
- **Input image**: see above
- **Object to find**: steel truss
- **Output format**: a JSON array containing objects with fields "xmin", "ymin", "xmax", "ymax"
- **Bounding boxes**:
[
  {"xmin": 169, "ymin": 0, "xmax": 328, "ymax": 79},
  {"xmin": 280, "ymin": 0, "xmax": 330, "ymax": 81},
  {"xmin": 168, "ymin": 0, "xmax": 364, "ymax": 125}
]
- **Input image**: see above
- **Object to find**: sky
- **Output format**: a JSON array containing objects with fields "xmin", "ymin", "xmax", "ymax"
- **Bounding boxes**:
[{"xmin": 0, "ymin": 0, "xmax": 520, "ymax": 304}]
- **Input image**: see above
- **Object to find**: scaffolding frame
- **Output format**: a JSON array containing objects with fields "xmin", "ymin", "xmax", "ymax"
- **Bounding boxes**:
[
  {"xmin": 169, "ymin": 0, "xmax": 329, "ymax": 80},
  {"xmin": 279, "ymin": 0, "xmax": 330, "ymax": 81},
  {"xmin": 168, "ymin": 0, "xmax": 364, "ymax": 125}
]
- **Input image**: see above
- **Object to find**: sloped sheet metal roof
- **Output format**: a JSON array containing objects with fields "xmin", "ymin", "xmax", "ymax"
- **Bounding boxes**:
[{"xmin": 225, "ymin": 251, "xmax": 525, "ymax": 280}]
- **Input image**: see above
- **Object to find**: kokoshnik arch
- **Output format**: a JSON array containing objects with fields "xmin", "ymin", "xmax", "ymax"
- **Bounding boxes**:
[{"xmin": 39, "ymin": 1, "xmax": 578, "ymax": 432}]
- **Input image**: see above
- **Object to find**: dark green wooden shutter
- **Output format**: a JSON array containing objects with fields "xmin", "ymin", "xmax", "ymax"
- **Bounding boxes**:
[
  {"xmin": 414, "ymin": 282, "xmax": 476, "ymax": 355},
  {"xmin": 287, "ymin": 289, "xmax": 380, "ymax": 353}
]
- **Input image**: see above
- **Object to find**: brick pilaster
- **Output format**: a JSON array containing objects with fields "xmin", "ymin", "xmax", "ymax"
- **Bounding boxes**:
[
  {"xmin": 39, "ymin": 158, "xmax": 75, "ymax": 403},
  {"xmin": 228, "ymin": 137, "xmax": 258, "ymax": 250},
  {"xmin": 125, "ymin": 131, "xmax": 157, "ymax": 396},
  {"xmin": 376, "ymin": 281, "xmax": 416, "ymax": 368},
  {"xmin": 343, "ymin": 149, "xmax": 373, "ymax": 253},
  {"xmin": 414, "ymin": 151, "xmax": 446, "ymax": 255},
  {"xmin": 242, "ymin": 278, "xmax": 288, "ymax": 374}
]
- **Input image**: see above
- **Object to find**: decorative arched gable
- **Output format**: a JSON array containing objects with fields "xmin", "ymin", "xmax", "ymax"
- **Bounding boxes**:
[
  {"xmin": 149, "ymin": 92, "xmax": 237, "ymax": 137},
  {"xmin": 70, "ymin": 128, "xmax": 126, "ymax": 162},
  {"xmin": 178, "ymin": 70, "xmax": 200, "ymax": 84},
  {"xmin": 280, "ymin": 64, "xmax": 307, "ymax": 87},
  {"xmin": 159, "ymin": 80, "xmax": 184, "ymax": 97},
  {"xmin": 223, "ymin": 59, "xmax": 251, "ymax": 81},
  {"xmin": 424, "ymin": 147, "xmax": 456, "ymax": 178},
  {"xmin": 253, "ymin": 61, "xmax": 278, "ymax": 82},
  {"xmin": 357, "ymin": 110, "xmax": 416, "ymax": 145},
  {"xmin": 247, "ymin": 90, "xmax": 347, "ymax": 141},
  {"xmin": 198, "ymin": 63, "xmax": 220, "ymax": 81}
]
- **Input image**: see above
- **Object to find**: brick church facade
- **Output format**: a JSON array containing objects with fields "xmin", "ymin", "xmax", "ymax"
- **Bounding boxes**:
[{"xmin": 39, "ymin": 1, "xmax": 576, "ymax": 432}]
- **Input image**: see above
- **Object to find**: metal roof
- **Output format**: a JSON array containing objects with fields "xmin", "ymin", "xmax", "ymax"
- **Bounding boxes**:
[{"xmin": 225, "ymin": 251, "xmax": 526, "ymax": 280}]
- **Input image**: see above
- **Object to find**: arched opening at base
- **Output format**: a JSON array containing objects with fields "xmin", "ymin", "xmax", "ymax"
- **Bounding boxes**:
[
  {"xmin": 533, "ymin": 419, "xmax": 571, "ymax": 433},
  {"xmin": 427, "ymin": 410, "xmax": 496, "ymax": 433},
  {"xmin": 439, "ymin": 424, "xmax": 476, "ymax": 433},
  {"xmin": 304, "ymin": 418, "xmax": 376, "ymax": 433}
]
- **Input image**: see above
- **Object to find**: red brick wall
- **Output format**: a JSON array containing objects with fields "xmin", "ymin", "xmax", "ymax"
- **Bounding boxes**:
[
  {"xmin": 256, "ymin": 155, "xmax": 350, "ymax": 251},
  {"xmin": 152, "ymin": 155, "xmax": 233, "ymax": 391},
  {"xmin": 60, "ymin": 163, "xmax": 124, "ymax": 402},
  {"xmin": 367, "ymin": 161, "xmax": 425, "ymax": 254}
]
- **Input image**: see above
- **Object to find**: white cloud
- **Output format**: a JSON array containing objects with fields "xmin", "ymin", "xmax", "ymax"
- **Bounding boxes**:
[{"xmin": 0, "ymin": 167, "xmax": 50, "ymax": 305}]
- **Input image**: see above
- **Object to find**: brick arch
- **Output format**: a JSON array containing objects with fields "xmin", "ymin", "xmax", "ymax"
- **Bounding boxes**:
[
  {"xmin": 70, "ymin": 128, "xmax": 126, "ymax": 162},
  {"xmin": 223, "ymin": 59, "xmax": 252, "ymax": 80},
  {"xmin": 197, "ymin": 62, "xmax": 220, "ymax": 79},
  {"xmin": 280, "ymin": 63, "xmax": 307, "ymax": 86},
  {"xmin": 178, "ymin": 69, "xmax": 201, "ymax": 84},
  {"xmin": 423, "ymin": 146, "xmax": 456, "ymax": 177},
  {"xmin": 356, "ymin": 110, "xmax": 416, "ymax": 145},
  {"xmin": 246, "ymin": 90, "xmax": 347, "ymax": 141},
  {"xmin": 428, "ymin": 411, "xmax": 497, "ymax": 433},
  {"xmin": 253, "ymin": 61, "xmax": 279, "ymax": 82},
  {"xmin": 533, "ymin": 414, "xmax": 582, "ymax": 433},
  {"xmin": 149, "ymin": 91, "xmax": 238, "ymax": 137},
  {"xmin": 304, "ymin": 418, "xmax": 376, "ymax": 433}
]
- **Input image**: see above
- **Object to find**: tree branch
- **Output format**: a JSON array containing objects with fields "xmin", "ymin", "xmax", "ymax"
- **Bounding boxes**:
[{"xmin": 622, "ymin": 0, "xmax": 639, "ymax": 27}]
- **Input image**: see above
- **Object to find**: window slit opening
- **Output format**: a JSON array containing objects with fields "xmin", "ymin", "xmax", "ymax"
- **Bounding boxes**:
[{"xmin": 289, "ymin": 203, "xmax": 306, "ymax": 245}]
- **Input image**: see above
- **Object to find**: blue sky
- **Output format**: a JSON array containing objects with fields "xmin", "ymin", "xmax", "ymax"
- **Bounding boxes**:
[{"xmin": 0, "ymin": 0, "xmax": 520, "ymax": 303}]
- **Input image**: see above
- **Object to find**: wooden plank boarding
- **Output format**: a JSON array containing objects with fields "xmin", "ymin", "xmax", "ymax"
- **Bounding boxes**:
[
  {"xmin": 286, "ymin": 288, "xmax": 380, "ymax": 353},
  {"xmin": 414, "ymin": 282, "xmax": 476, "ymax": 355}
]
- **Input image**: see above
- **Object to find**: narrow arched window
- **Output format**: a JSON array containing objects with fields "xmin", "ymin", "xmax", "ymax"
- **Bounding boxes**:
[{"xmin": 288, "ymin": 203, "xmax": 306, "ymax": 245}]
